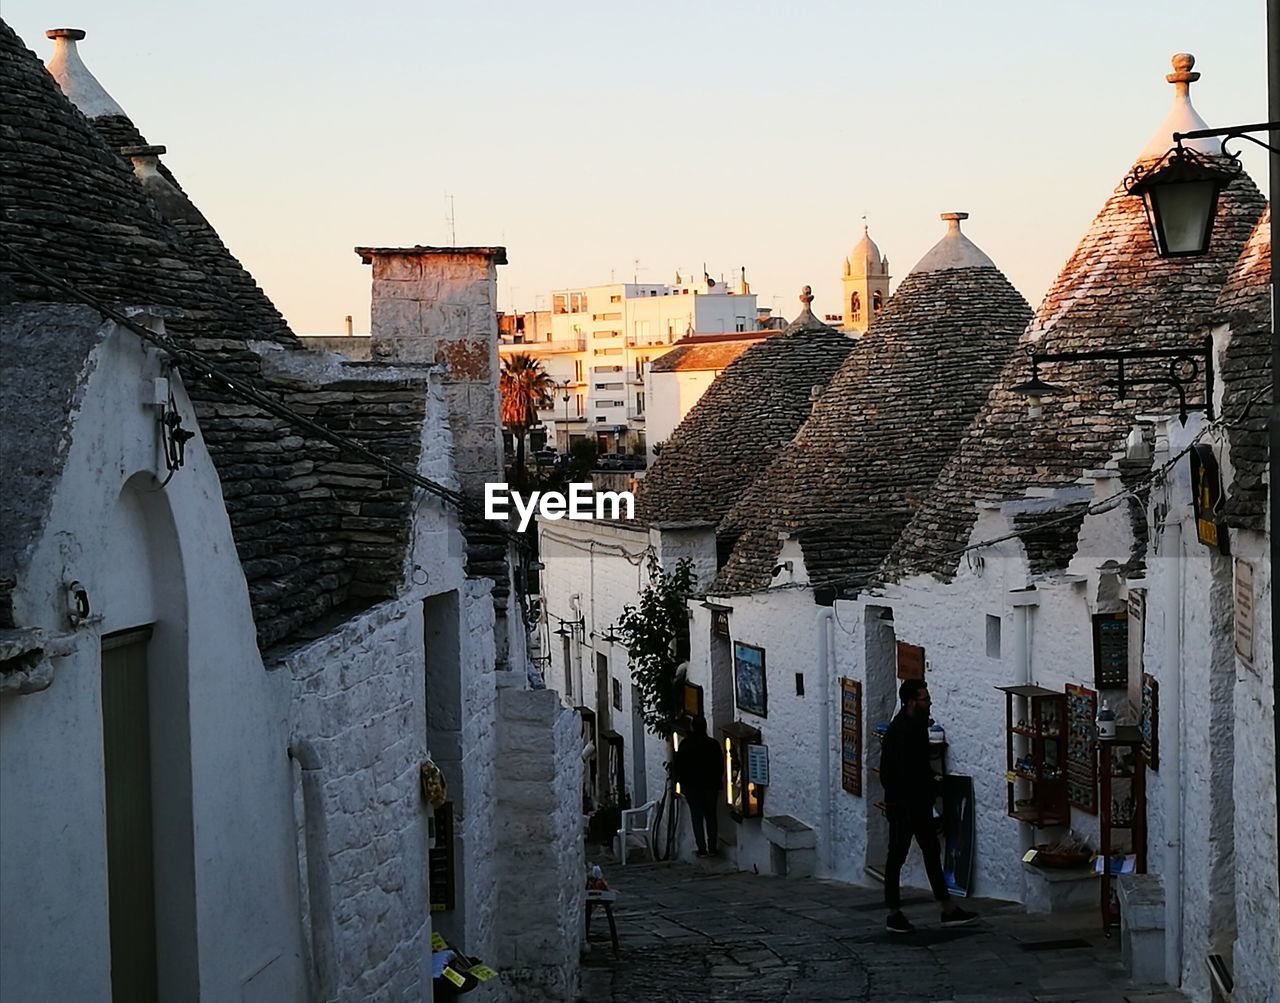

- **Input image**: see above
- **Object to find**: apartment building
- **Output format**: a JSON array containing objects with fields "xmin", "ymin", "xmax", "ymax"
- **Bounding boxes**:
[{"xmin": 499, "ymin": 271, "xmax": 759, "ymax": 454}]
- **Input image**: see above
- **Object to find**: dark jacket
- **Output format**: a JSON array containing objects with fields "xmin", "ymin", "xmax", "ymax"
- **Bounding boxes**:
[
  {"xmin": 673, "ymin": 733, "xmax": 723, "ymax": 794},
  {"xmin": 879, "ymin": 710, "xmax": 936, "ymax": 811}
]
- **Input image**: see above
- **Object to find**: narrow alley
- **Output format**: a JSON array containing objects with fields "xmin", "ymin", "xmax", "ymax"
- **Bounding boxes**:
[{"xmin": 580, "ymin": 859, "xmax": 1190, "ymax": 1003}]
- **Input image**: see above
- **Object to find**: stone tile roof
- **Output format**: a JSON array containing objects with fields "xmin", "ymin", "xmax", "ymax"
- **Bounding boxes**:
[
  {"xmin": 0, "ymin": 23, "xmax": 428, "ymax": 650},
  {"xmin": 884, "ymin": 166, "xmax": 1265, "ymax": 580},
  {"xmin": 635, "ymin": 293, "xmax": 856, "ymax": 531},
  {"xmin": 648, "ymin": 335, "xmax": 768, "ymax": 373},
  {"xmin": 712, "ymin": 227, "xmax": 1032, "ymax": 594},
  {"xmin": 1213, "ymin": 205, "xmax": 1270, "ymax": 530},
  {"xmin": 1012, "ymin": 503, "xmax": 1088, "ymax": 576},
  {"xmin": 0, "ymin": 304, "xmax": 104, "ymax": 583}
]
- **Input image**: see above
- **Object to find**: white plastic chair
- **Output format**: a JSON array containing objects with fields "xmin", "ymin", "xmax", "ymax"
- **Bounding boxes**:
[{"xmin": 615, "ymin": 799, "xmax": 658, "ymax": 865}]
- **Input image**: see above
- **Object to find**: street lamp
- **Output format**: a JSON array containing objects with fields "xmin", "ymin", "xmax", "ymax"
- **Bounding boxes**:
[
  {"xmin": 1124, "ymin": 123, "xmax": 1277, "ymax": 257},
  {"xmin": 1011, "ymin": 338, "xmax": 1214, "ymax": 425}
]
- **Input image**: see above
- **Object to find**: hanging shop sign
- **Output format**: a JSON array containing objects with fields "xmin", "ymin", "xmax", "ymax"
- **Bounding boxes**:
[
  {"xmin": 1091, "ymin": 611, "xmax": 1129, "ymax": 690},
  {"xmin": 1140, "ymin": 673, "xmax": 1159, "ymax": 771},
  {"xmin": 1189, "ymin": 444, "xmax": 1230, "ymax": 554},
  {"xmin": 896, "ymin": 641, "xmax": 925, "ymax": 681},
  {"xmin": 840, "ymin": 678, "xmax": 863, "ymax": 797},
  {"xmin": 1065, "ymin": 684, "xmax": 1098, "ymax": 813},
  {"xmin": 1234, "ymin": 559, "xmax": 1255, "ymax": 674},
  {"xmin": 682, "ymin": 681, "xmax": 705, "ymax": 717},
  {"xmin": 733, "ymin": 642, "xmax": 768, "ymax": 718},
  {"xmin": 712, "ymin": 609, "xmax": 731, "ymax": 637}
]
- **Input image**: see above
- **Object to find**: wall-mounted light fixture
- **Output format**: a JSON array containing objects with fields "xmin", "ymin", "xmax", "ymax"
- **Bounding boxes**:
[{"xmin": 1012, "ymin": 337, "xmax": 1213, "ymax": 425}]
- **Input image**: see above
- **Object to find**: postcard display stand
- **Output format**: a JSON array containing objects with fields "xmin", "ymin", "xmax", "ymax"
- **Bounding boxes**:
[
  {"xmin": 998, "ymin": 685, "xmax": 1068, "ymax": 827},
  {"xmin": 1098, "ymin": 725, "xmax": 1147, "ymax": 936}
]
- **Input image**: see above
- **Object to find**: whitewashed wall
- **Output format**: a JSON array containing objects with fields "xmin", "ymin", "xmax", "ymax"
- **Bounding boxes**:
[{"xmin": 1, "ymin": 322, "xmax": 306, "ymax": 1001}]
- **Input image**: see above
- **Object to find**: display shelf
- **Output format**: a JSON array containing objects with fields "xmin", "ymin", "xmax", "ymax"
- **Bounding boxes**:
[
  {"xmin": 1098, "ymin": 725, "xmax": 1146, "ymax": 937},
  {"xmin": 1010, "ymin": 806, "xmax": 1070, "ymax": 826},
  {"xmin": 998, "ymin": 684, "xmax": 1068, "ymax": 829}
]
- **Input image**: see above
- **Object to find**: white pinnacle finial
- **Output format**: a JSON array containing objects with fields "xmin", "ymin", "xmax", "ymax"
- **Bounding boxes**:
[
  {"xmin": 1138, "ymin": 52, "xmax": 1215, "ymax": 160},
  {"xmin": 45, "ymin": 28, "xmax": 127, "ymax": 118}
]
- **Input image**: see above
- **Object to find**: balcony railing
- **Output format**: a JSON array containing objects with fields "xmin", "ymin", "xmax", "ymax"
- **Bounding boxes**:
[{"xmin": 500, "ymin": 337, "xmax": 585, "ymax": 352}]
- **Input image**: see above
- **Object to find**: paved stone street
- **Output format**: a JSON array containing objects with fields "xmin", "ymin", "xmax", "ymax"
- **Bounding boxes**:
[{"xmin": 580, "ymin": 857, "xmax": 1188, "ymax": 1003}]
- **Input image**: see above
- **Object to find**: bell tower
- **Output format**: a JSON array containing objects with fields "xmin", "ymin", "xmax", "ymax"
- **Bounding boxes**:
[{"xmin": 841, "ymin": 223, "xmax": 890, "ymax": 334}]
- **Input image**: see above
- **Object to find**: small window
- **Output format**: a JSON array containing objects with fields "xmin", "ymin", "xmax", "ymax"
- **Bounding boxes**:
[
  {"xmin": 986, "ymin": 614, "xmax": 1001, "ymax": 659},
  {"xmin": 610, "ymin": 294, "xmax": 621, "ymax": 303},
  {"xmin": 795, "ymin": 673, "xmax": 805, "ymax": 696},
  {"xmin": 612, "ymin": 678, "xmax": 622, "ymax": 710}
]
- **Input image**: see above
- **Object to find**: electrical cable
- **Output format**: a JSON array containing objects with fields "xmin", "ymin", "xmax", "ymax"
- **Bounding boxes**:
[
  {"xmin": 709, "ymin": 382, "xmax": 1269, "ymax": 601},
  {"xmin": 1, "ymin": 243, "xmax": 529, "ymax": 542}
]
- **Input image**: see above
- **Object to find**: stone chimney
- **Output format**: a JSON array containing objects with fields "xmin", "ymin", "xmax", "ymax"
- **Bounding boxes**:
[
  {"xmin": 355, "ymin": 245, "xmax": 508, "ymax": 494},
  {"xmin": 44, "ymin": 28, "xmax": 127, "ymax": 118}
]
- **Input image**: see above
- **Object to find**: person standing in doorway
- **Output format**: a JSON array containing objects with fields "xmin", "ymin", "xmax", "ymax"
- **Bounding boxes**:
[
  {"xmin": 673, "ymin": 715, "xmax": 723, "ymax": 857},
  {"xmin": 880, "ymin": 679, "xmax": 979, "ymax": 933}
]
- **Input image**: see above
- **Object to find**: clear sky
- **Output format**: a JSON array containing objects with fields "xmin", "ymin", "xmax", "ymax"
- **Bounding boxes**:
[{"xmin": 5, "ymin": 2, "xmax": 1270, "ymax": 334}]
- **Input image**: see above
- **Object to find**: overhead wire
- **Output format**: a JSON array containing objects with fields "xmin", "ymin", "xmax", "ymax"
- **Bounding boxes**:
[
  {"xmin": 1, "ymin": 243, "xmax": 534, "ymax": 549},
  {"xmin": 710, "ymin": 381, "xmax": 1269, "ymax": 602}
]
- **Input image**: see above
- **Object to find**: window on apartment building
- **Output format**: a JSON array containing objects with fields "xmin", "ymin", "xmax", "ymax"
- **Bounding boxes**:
[
  {"xmin": 634, "ymin": 358, "xmax": 647, "ymax": 380},
  {"xmin": 634, "ymin": 320, "xmax": 650, "ymax": 343},
  {"xmin": 574, "ymin": 360, "xmax": 584, "ymax": 382},
  {"xmin": 666, "ymin": 318, "xmax": 679, "ymax": 339},
  {"xmin": 553, "ymin": 294, "xmax": 567, "ymax": 315},
  {"xmin": 592, "ymin": 312, "xmax": 623, "ymax": 322},
  {"xmin": 986, "ymin": 615, "xmax": 1002, "ymax": 659},
  {"xmin": 570, "ymin": 292, "xmax": 586, "ymax": 313},
  {"xmin": 594, "ymin": 347, "xmax": 623, "ymax": 356},
  {"xmin": 635, "ymin": 392, "xmax": 645, "ymax": 415},
  {"xmin": 736, "ymin": 320, "xmax": 746, "ymax": 332},
  {"xmin": 610, "ymin": 294, "xmax": 621, "ymax": 303},
  {"xmin": 575, "ymin": 394, "xmax": 584, "ymax": 416}
]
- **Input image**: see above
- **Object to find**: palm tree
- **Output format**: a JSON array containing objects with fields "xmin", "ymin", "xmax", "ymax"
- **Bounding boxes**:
[{"xmin": 500, "ymin": 353, "xmax": 555, "ymax": 483}]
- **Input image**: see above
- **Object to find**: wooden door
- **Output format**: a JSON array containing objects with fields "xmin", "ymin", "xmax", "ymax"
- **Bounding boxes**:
[{"xmin": 101, "ymin": 629, "xmax": 159, "ymax": 1003}]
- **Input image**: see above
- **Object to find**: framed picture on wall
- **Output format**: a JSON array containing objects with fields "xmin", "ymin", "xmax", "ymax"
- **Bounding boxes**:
[{"xmin": 733, "ymin": 642, "xmax": 768, "ymax": 718}]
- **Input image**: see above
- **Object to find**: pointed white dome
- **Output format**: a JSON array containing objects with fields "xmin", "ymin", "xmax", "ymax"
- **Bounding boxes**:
[
  {"xmin": 910, "ymin": 213, "xmax": 995, "ymax": 274},
  {"xmin": 44, "ymin": 28, "xmax": 126, "ymax": 118},
  {"xmin": 1138, "ymin": 53, "xmax": 1217, "ymax": 160}
]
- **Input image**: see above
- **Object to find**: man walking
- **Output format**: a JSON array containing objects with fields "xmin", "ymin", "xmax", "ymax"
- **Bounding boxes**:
[
  {"xmin": 673, "ymin": 715, "xmax": 723, "ymax": 857},
  {"xmin": 880, "ymin": 679, "xmax": 978, "ymax": 933}
]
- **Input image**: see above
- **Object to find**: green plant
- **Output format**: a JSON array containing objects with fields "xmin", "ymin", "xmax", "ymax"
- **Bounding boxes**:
[
  {"xmin": 500, "ymin": 353, "xmax": 554, "ymax": 484},
  {"xmin": 617, "ymin": 557, "xmax": 696, "ymax": 737}
]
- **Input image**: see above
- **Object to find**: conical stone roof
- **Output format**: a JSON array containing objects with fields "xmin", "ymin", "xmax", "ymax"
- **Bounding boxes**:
[
  {"xmin": 0, "ymin": 23, "xmax": 429, "ymax": 649},
  {"xmin": 885, "ymin": 57, "xmax": 1265, "ymax": 581},
  {"xmin": 1213, "ymin": 205, "xmax": 1271, "ymax": 530},
  {"xmin": 713, "ymin": 214, "xmax": 1032, "ymax": 595},
  {"xmin": 636, "ymin": 288, "xmax": 856, "ymax": 530}
]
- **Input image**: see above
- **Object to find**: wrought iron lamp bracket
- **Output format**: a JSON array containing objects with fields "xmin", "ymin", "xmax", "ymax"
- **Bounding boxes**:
[
  {"xmin": 1174, "ymin": 122, "xmax": 1280, "ymax": 158},
  {"xmin": 1025, "ymin": 337, "xmax": 1214, "ymax": 425}
]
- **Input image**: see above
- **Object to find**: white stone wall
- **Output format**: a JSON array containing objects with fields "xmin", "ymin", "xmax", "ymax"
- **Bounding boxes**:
[
  {"xmin": 1145, "ymin": 416, "xmax": 1278, "ymax": 999},
  {"xmin": 692, "ymin": 582, "xmax": 831, "ymax": 874},
  {"xmin": 280, "ymin": 600, "xmax": 435, "ymax": 1002},
  {"xmin": 1, "ymin": 322, "xmax": 306, "ymax": 1001},
  {"xmin": 1226, "ymin": 524, "xmax": 1277, "ymax": 1002},
  {"xmin": 645, "ymin": 368, "xmax": 718, "ymax": 462},
  {"xmin": 494, "ymin": 688, "xmax": 585, "ymax": 1001},
  {"xmin": 538, "ymin": 519, "xmax": 657, "ymax": 801}
]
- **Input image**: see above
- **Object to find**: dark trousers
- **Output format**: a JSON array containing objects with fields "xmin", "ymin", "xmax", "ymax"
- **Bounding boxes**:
[
  {"xmin": 884, "ymin": 805, "xmax": 951, "ymax": 910},
  {"xmin": 686, "ymin": 790, "xmax": 718, "ymax": 852}
]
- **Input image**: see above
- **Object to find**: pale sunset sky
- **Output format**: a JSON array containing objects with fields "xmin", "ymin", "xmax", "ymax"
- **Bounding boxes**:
[{"xmin": 5, "ymin": 2, "xmax": 1270, "ymax": 333}]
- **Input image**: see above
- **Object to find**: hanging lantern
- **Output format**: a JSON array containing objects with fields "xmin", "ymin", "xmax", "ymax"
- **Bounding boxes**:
[{"xmin": 1124, "ymin": 145, "xmax": 1241, "ymax": 257}]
